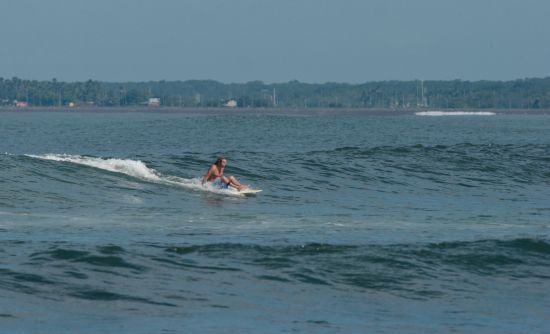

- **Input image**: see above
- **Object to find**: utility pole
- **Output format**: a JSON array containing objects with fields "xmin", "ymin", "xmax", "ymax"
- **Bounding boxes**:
[{"xmin": 421, "ymin": 80, "xmax": 425, "ymax": 107}]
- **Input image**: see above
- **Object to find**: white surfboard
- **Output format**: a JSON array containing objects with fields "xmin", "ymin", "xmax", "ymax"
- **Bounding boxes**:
[{"xmin": 228, "ymin": 188, "xmax": 262, "ymax": 196}]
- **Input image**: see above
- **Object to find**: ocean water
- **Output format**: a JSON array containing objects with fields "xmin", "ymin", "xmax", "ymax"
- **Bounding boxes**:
[{"xmin": 1, "ymin": 110, "xmax": 549, "ymax": 333}]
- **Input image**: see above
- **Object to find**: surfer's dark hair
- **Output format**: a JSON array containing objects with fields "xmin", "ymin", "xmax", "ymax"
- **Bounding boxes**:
[{"xmin": 215, "ymin": 156, "xmax": 226, "ymax": 166}]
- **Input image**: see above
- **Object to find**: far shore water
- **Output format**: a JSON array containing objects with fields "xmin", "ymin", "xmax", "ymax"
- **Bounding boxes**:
[{"xmin": 1, "ymin": 106, "xmax": 549, "ymax": 115}]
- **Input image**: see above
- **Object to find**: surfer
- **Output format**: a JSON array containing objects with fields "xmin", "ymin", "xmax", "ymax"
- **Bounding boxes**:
[{"xmin": 202, "ymin": 157, "xmax": 247, "ymax": 191}]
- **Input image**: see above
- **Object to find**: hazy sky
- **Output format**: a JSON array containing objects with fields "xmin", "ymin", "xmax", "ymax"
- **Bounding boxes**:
[{"xmin": 0, "ymin": 0, "xmax": 548, "ymax": 83}]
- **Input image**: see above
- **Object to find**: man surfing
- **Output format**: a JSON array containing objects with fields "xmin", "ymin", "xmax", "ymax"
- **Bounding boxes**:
[{"xmin": 202, "ymin": 157, "xmax": 248, "ymax": 191}]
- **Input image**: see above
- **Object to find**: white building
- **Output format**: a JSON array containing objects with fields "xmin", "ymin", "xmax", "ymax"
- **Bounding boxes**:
[
  {"xmin": 148, "ymin": 98, "xmax": 161, "ymax": 107},
  {"xmin": 224, "ymin": 99, "xmax": 237, "ymax": 108}
]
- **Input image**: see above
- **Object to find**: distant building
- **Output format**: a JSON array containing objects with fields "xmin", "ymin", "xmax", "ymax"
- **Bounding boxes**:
[
  {"xmin": 224, "ymin": 99, "xmax": 237, "ymax": 108},
  {"xmin": 15, "ymin": 101, "xmax": 28, "ymax": 108},
  {"xmin": 148, "ymin": 98, "xmax": 161, "ymax": 107}
]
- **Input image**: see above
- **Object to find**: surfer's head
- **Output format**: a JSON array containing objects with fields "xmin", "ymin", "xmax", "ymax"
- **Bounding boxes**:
[{"xmin": 215, "ymin": 157, "xmax": 227, "ymax": 168}]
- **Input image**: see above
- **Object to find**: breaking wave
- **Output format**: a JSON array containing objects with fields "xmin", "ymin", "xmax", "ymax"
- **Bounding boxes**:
[
  {"xmin": 25, "ymin": 154, "xmax": 251, "ymax": 197},
  {"xmin": 416, "ymin": 111, "xmax": 496, "ymax": 116}
]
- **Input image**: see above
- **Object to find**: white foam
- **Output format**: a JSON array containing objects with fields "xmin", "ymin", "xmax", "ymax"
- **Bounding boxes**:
[
  {"xmin": 415, "ymin": 111, "xmax": 496, "ymax": 116},
  {"xmin": 26, "ymin": 154, "xmax": 251, "ymax": 197},
  {"xmin": 27, "ymin": 154, "xmax": 161, "ymax": 180}
]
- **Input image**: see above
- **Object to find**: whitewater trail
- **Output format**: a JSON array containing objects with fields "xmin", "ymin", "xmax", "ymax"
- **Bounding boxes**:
[
  {"xmin": 415, "ymin": 111, "xmax": 496, "ymax": 116},
  {"xmin": 26, "ymin": 154, "xmax": 249, "ymax": 196}
]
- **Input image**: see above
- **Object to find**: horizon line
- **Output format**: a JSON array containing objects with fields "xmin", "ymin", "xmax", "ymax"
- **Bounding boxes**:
[{"xmin": 2, "ymin": 76, "xmax": 550, "ymax": 85}]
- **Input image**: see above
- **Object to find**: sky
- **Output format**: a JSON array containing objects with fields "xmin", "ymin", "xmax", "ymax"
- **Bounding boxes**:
[{"xmin": 0, "ymin": 0, "xmax": 549, "ymax": 83}]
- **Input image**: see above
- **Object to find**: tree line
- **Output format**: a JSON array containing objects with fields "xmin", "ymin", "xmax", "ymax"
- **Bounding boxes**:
[{"xmin": 1, "ymin": 76, "xmax": 549, "ymax": 109}]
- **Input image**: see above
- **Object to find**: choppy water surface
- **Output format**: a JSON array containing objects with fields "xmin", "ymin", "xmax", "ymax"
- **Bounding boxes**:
[{"xmin": 1, "ymin": 110, "xmax": 549, "ymax": 333}]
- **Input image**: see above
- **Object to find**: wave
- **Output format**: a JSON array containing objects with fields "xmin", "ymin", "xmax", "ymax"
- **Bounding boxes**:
[
  {"xmin": 160, "ymin": 238, "xmax": 550, "ymax": 296},
  {"xmin": 2, "ymin": 238, "xmax": 548, "ymax": 301},
  {"xmin": 305, "ymin": 143, "xmax": 550, "ymax": 157},
  {"xmin": 415, "ymin": 111, "xmax": 496, "ymax": 116},
  {"xmin": 25, "ymin": 154, "xmax": 251, "ymax": 197},
  {"xmin": 27, "ymin": 154, "xmax": 161, "ymax": 180},
  {"xmin": 294, "ymin": 143, "xmax": 550, "ymax": 188}
]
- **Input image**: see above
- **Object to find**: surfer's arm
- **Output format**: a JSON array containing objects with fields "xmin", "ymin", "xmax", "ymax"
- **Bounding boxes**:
[{"xmin": 202, "ymin": 166, "xmax": 214, "ymax": 185}]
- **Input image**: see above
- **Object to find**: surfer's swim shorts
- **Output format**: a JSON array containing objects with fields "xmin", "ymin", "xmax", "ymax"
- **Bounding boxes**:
[{"xmin": 210, "ymin": 179, "xmax": 229, "ymax": 189}]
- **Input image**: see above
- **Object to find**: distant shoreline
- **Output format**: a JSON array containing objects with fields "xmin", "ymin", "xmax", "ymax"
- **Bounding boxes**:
[
  {"xmin": 1, "ymin": 106, "xmax": 549, "ymax": 115},
  {"xmin": 3, "ymin": 77, "xmax": 550, "ymax": 110}
]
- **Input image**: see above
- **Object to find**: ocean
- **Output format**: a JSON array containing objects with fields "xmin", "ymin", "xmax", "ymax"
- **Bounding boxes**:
[{"xmin": 1, "ymin": 109, "xmax": 549, "ymax": 333}]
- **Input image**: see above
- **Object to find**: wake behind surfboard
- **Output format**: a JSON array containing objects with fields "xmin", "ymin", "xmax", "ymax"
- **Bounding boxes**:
[{"xmin": 26, "ymin": 154, "xmax": 261, "ymax": 197}]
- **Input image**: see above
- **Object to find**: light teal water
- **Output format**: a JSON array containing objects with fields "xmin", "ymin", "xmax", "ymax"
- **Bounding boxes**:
[{"xmin": 1, "ymin": 110, "xmax": 549, "ymax": 333}]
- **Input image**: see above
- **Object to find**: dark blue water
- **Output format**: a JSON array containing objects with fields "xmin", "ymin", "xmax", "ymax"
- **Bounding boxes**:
[{"xmin": 1, "ymin": 110, "xmax": 549, "ymax": 333}]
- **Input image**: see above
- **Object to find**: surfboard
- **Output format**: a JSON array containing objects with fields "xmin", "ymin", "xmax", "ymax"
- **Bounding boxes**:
[{"xmin": 229, "ymin": 188, "xmax": 262, "ymax": 196}]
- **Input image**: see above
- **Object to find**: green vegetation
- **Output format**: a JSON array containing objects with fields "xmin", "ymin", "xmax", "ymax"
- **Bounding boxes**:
[{"xmin": 1, "ymin": 77, "xmax": 549, "ymax": 109}]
